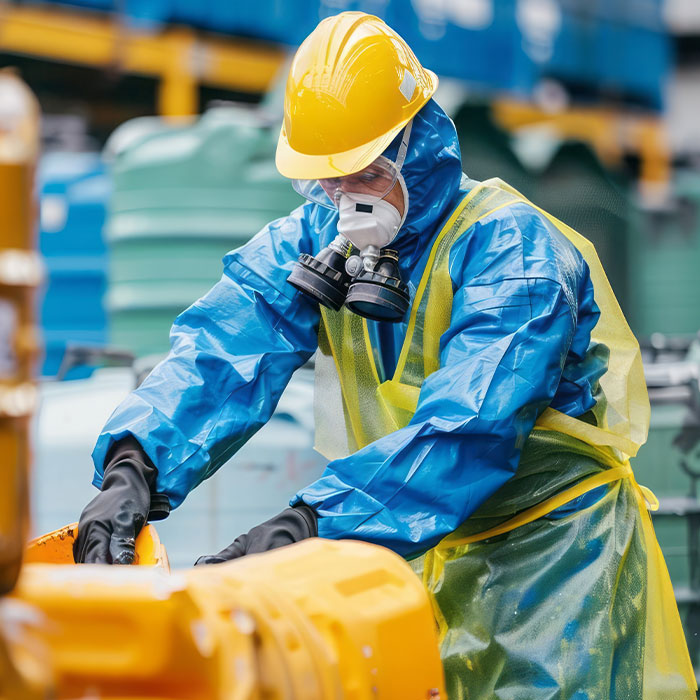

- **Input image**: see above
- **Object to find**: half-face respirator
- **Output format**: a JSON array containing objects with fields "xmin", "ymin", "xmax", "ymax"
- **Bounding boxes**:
[{"xmin": 287, "ymin": 124, "xmax": 412, "ymax": 323}]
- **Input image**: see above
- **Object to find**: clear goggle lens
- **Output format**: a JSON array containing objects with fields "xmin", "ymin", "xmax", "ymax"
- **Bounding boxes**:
[
  {"xmin": 292, "ymin": 121, "xmax": 413, "ymax": 209},
  {"xmin": 293, "ymin": 157, "xmax": 400, "ymax": 209}
]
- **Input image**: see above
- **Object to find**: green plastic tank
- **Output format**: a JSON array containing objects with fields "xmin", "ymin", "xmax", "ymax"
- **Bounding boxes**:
[
  {"xmin": 536, "ymin": 142, "xmax": 631, "ymax": 314},
  {"xmin": 628, "ymin": 170, "xmax": 700, "ymax": 337},
  {"xmin": 104, "ymin": 108, "xmax": 303, "ymax": 357}
]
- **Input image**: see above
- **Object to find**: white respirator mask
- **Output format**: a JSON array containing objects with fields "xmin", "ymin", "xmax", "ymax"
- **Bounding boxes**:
[{"xmin": 336, "ymin": 191, "xmax": 405, "ymax": 263}]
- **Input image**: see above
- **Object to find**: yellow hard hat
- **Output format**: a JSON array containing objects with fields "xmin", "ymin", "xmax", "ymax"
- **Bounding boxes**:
[{"xmin": 276, "ymin": 11, "xmax": 438, "ymax": 180}]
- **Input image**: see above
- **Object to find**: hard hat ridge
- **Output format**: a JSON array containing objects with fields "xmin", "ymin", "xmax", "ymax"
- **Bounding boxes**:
[{"xmin": 276, "ymin": 11, "xmax": 438, "ymax": 180}]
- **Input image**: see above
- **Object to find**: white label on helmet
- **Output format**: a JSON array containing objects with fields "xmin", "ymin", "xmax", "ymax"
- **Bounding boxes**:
[{"xmin": 399, "ymin": 71, "xmax": 417, "ymax": 102}]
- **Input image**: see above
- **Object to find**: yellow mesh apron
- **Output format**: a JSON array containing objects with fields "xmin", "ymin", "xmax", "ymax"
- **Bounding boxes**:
[{"xmin": 314, "ymin": 178, "xmax": 696, "ymax": 698}]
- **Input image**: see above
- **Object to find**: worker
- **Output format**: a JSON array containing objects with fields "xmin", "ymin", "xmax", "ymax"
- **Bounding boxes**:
[{"xmin": 74, "ymin": 12, "xmax": 695, "ymax": 698}]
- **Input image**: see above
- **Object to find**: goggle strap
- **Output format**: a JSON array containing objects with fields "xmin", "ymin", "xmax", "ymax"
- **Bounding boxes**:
[{"xmin": 394, "ymin": 120, "xmax": 413, "ymax": 173}]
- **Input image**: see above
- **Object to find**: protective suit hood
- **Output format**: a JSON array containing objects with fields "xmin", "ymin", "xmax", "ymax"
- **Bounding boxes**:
[
  {"xmin": 309, "ymin": 99, "xmax": 464, "ymax": 271},
  {"xmin": 379, "ymin": 98, "xmax": 464, "ymax": 267}
]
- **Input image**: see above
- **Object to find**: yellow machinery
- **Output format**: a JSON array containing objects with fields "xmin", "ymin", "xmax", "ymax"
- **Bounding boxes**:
[
  {"xmin": 0, "ymin": 73, "xmax": 446, "ymax": 700},
  {"xmin": 10, "ymin": 530, "xmax": 445, "ymax": 699},
  {"xmin": 492, "ymin": 98, "xmax": 671, "ymax": 197},
  {"xmin": 0, "ymin": 68, "xmax": 41, "ymax": 597}
]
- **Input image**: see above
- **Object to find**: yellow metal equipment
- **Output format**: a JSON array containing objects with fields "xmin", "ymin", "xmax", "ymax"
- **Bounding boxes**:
[
  {"xmin": 0, "ymin": 69, "xmax": 41, "ymax": 597},
  {"xmin": 0, "ymin": 69, "xmax": 46, "ymax": 700},
  {"xmin": 6, "ymin": 537, "xmax": 445, "ymax": 699},
  {"xmin": 493, "ymin": 98, "xmax": 671, "ymax": 195}
]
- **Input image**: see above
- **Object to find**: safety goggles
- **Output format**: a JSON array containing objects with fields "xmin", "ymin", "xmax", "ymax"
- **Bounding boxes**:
[{"xmin": 292, "ymin": 121, "xmax": 412, "ymax": 209}]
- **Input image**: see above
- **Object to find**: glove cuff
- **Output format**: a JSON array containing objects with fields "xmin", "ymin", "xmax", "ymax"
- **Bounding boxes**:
[
  {"xmin": 103, "ymin": 436, "xmax": 171, "ymax": 521},
  {"xmin": 291, "ymin": 503, "xmax": 318, "ymax": 537},
  {"xmin": 147, "ymin": 493, "xmax": 171, "ymax": 521}
]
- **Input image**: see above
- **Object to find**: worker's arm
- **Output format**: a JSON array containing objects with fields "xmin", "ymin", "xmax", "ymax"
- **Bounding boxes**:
[
  {"xmin": 293, "ymin": 204, "xmax": 600, "ymax": 558},
  {"xmin": 91, "ymin": 203, "xmax": 322, "ymax": 510}
]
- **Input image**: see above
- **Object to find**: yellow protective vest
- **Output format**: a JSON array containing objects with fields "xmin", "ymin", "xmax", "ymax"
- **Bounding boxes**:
[
  {"xmin": 314, "ymin": 178, "xmax": 696, "ymax": 697},
  {"xmin": 315, "ymin": 177, "xmax": 649, "ymax": 463}
]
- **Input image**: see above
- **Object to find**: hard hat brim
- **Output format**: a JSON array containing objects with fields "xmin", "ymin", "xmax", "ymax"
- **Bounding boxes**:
[{"xmin": 276, "ymin": 70, "xmax": 438, "ymax": 180}]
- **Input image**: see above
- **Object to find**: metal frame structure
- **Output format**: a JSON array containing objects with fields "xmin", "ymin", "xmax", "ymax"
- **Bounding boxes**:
[
  {"xmin": 493, "ymin": 98, "xmax": 671, "ymax": 194},
  {"xmin": 0, "ymin": 5, "xmax": 670, "ymax": 188},
  {"xmin": 0, "ymin": 4, "xmax": 286, "ymax": 116}
]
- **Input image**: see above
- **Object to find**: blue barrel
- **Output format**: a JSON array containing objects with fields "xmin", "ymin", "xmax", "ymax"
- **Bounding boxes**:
[{"xmin": 38, "ymin": 153, "xmax": 110, "ymax": 379}]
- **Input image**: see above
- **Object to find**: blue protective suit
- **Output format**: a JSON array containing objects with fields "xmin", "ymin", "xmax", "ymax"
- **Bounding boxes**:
[{"xmin": 93, "ymin": 99, "xmax": 603, "ymax": 558}]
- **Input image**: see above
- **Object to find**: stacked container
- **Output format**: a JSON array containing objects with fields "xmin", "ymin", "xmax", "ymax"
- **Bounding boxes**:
[
  {"xmin": 12, "ymin": 1, "xmax": 669, "ymax": 110},
  {"xmin": 628, "ymin": 170, "xmax": 700, "ymax": 337},
  {"xmin": 0, "ymin": 71, "xmax": 41, "ymax": 595},
  {"xmin": 105, "ymin": 108, "xmax": 302, "ymax": 358},
  {"xmin": 546, "ymin": 0, "xmax": 668, "ymax": 109},
  {"xmin": 38, "ymin": 153, "xmax": 110, "ymax": 379}
]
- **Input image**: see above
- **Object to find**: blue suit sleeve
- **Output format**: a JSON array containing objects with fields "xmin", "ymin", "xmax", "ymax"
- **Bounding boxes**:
[
  {"xmin": 294, "ymin": 206, "xmax": 586, "ymax": 558},
  {"xmin": 92, "ymin": 203, "xmax": 321, "ymax": 508}
]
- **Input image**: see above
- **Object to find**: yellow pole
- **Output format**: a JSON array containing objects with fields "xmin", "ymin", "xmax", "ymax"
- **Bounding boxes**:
[
  {"xmin": 157, "ymin": 29, "xmax": 199, "ymax": 119},
  {"xmin": 636, "ymin": 118, "xmax": 672, "ymax": 202}
]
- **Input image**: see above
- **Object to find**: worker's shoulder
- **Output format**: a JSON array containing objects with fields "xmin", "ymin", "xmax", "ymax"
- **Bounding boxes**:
[{"xmin": 452, "ymin": 196, "xmax": 589, "ymax": 289}]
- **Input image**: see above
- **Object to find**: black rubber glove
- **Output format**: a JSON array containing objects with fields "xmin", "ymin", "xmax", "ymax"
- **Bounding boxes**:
[
  {"xmin": 194, "ymin": 504, "xmax": 317, "ymax": 565},
  {"xmin": 73, "ymin": 437, "xmax": 169, "ymax": 564}
]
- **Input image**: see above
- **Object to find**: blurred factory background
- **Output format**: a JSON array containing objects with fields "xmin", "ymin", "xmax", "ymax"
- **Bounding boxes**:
[{"xmin": 2, "ymin": 0, "xmax": 700, "ymax": 678}]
